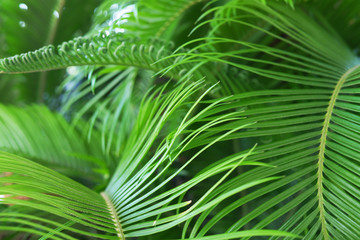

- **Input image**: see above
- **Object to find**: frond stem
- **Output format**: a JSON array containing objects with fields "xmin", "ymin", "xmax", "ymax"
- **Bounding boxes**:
[
  {"xmin": 101, "ymin": 192, "xmax": 125, "ymax": 240},
  {"xmin": 317, "ymin": 64, "xmax": 360, "ymax": 240},
  {"xmin": 37, "ymin": 0, "xmax": 66, "ymax": 103}
]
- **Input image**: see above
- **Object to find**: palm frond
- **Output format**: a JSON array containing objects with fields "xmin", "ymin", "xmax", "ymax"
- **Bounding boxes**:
[
  {"xmin": 158, "ymin": 1, "xmax": 360, "ymax": 239},
  {"xmin": 0, "ymin": 151, "xmax": 117, "ymax": 239},
  {"xmin": 214, "ymin": 85, "xmax": 360, "ymax": 240},
  {"xmin": 93, "ymin": 0, "xmax": 205, "ymax": 39},
  {"xmin": 1, "ymin": 0, "xmax": 359, "ymax": 239},
  {"xmin": 0, "ymin": 34, "xmax": 201, "ymax": 81},
  {"xmin": 59, "ymin": 66, "xmax": 141, "ymax": 157},
  {"xmin": 0, "ymin": 104, "xmax": 106, "ymax": 176},
  {"xmin": 0, "ymin": 81, "xmax": 295, "ymax": 239},
  {"xmin": 165, "ymin": 2, "xmax": 357, "ymax": 88}
]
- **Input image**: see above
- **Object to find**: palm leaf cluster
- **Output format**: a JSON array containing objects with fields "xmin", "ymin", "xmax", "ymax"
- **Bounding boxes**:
[{"xmin": 0, "ymin": 0, "xmax": 359, "ymax": 239}]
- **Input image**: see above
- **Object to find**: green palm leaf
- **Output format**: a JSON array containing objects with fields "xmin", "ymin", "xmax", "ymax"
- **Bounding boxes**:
[
  {"xmin": 0, "ymin": 104, "xmax": 107, "ymax": 176},
  {"xmin": 93, "ymin": 0, "xmax": 205, "ymax": 39},
  {"xmin": 1, "ymin": 0, "xmax": 359, "ymax": 239},
  {"xmin": 0, "ymin": 34, "xmax": 202, "ymax": 83},
  {"xmin": 0, "ymin": 81, "xmax": 294, "ymax": 239},
  {"xmin": 160, "ymin": 1, "xmax": 360, "ymax": 239},
  {"xmin": 59, "ymin": 66, "xmax": 142, "ymax": 157}
]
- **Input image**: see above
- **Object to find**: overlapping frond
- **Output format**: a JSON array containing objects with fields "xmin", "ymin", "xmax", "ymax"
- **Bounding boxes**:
[
  {"xmin": 0, "ymin": 32, "xmax": 217, "ymax": 159},
  {"xmin": 0, "ymin": 104, "xmax": 105, "ymax": 175},
  {"xmin": 93, "ymin": 0, "xmax": 205, "ymax": 39},
  {"xmin": 177, "ymin": 85, "xmax": 360, "ymax": 239},
  {"xmin": 0, "ymin": 81, "xmax": 296, "ymax": 239},
  {"xmin": 157, "ymin": 1, "xmax": 360, "ymax": 239},
  {"xmin": 0, "ymin": 152, "xmax": 295, "ymax": 239},
  {"xmin": 163, "ymin": 0, "xmax": 357, "ymax": 89},
  {"xmin": 214, "ymin": 79, "xmax": 360, "ymax": 240},
  {"xmin": 0, "ymin": 151, "xmax": 118, "ymax": 239},
  {"xmin": 1, "ymin": 0, "xmax": 359, "ymax": 239},
  {"xmin": 59, "ymin": 66, "xmax": 141, "ymax": 157}
]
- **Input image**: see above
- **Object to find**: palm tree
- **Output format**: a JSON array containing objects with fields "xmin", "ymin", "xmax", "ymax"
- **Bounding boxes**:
[{"xmin": 0, "ymin": 0, "xmax": 359, "ymax": 239}]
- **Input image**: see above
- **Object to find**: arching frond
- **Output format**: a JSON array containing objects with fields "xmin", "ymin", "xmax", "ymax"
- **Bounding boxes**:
[
  {"xmin": 164, "ymin": 0, "xmax": 358, "ymax": 89},
  {"xmin": 60, "ymin": 66, "xmax": 142, "ymax": 157},
  {"xmin": 0, "ymin": 34, "xmax": 187, "ymax": 78},
  {"xmin": 202, "ymin": 81, "xmax": 360, "ymax": 240},
  {"xmin": 157, "ymin": 1, "xmax": 360, "ymax": 239},
  {"xmin": 1, "ymin": 0, "xmax": 359, "ymax": 239},
  {"xmin": 0, "ymin": 81, "xmax": 295, "ymax": 239},
  {"xmin": 0, "ymin": 104, "xmax": 106, "ymax": 176}
]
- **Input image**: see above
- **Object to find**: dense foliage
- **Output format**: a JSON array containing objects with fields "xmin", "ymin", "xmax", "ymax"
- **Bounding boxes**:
[{"xmin": 0, "ymin": 0, "xmax": 359, "ymax": 239}]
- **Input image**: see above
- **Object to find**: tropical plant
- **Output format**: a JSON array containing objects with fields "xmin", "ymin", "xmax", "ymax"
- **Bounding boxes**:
[{"xmin": 0, "ymin": 0, "xmax": 359, "ymax": 239}]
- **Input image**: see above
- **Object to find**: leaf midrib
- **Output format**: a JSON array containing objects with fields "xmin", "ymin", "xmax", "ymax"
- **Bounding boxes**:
[
  {"xmin": 317, "ymin": 64, "xmax": 360, "ymax": 240},
  {"xmin": 101, "ymin": 192, "xmax": 125, "ymax": 240}
]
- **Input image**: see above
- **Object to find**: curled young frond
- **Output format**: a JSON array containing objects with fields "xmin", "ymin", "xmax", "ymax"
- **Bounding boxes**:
[{"xmin": 0, "ymin": 33, "xmax": 189, "ymax": 79}]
